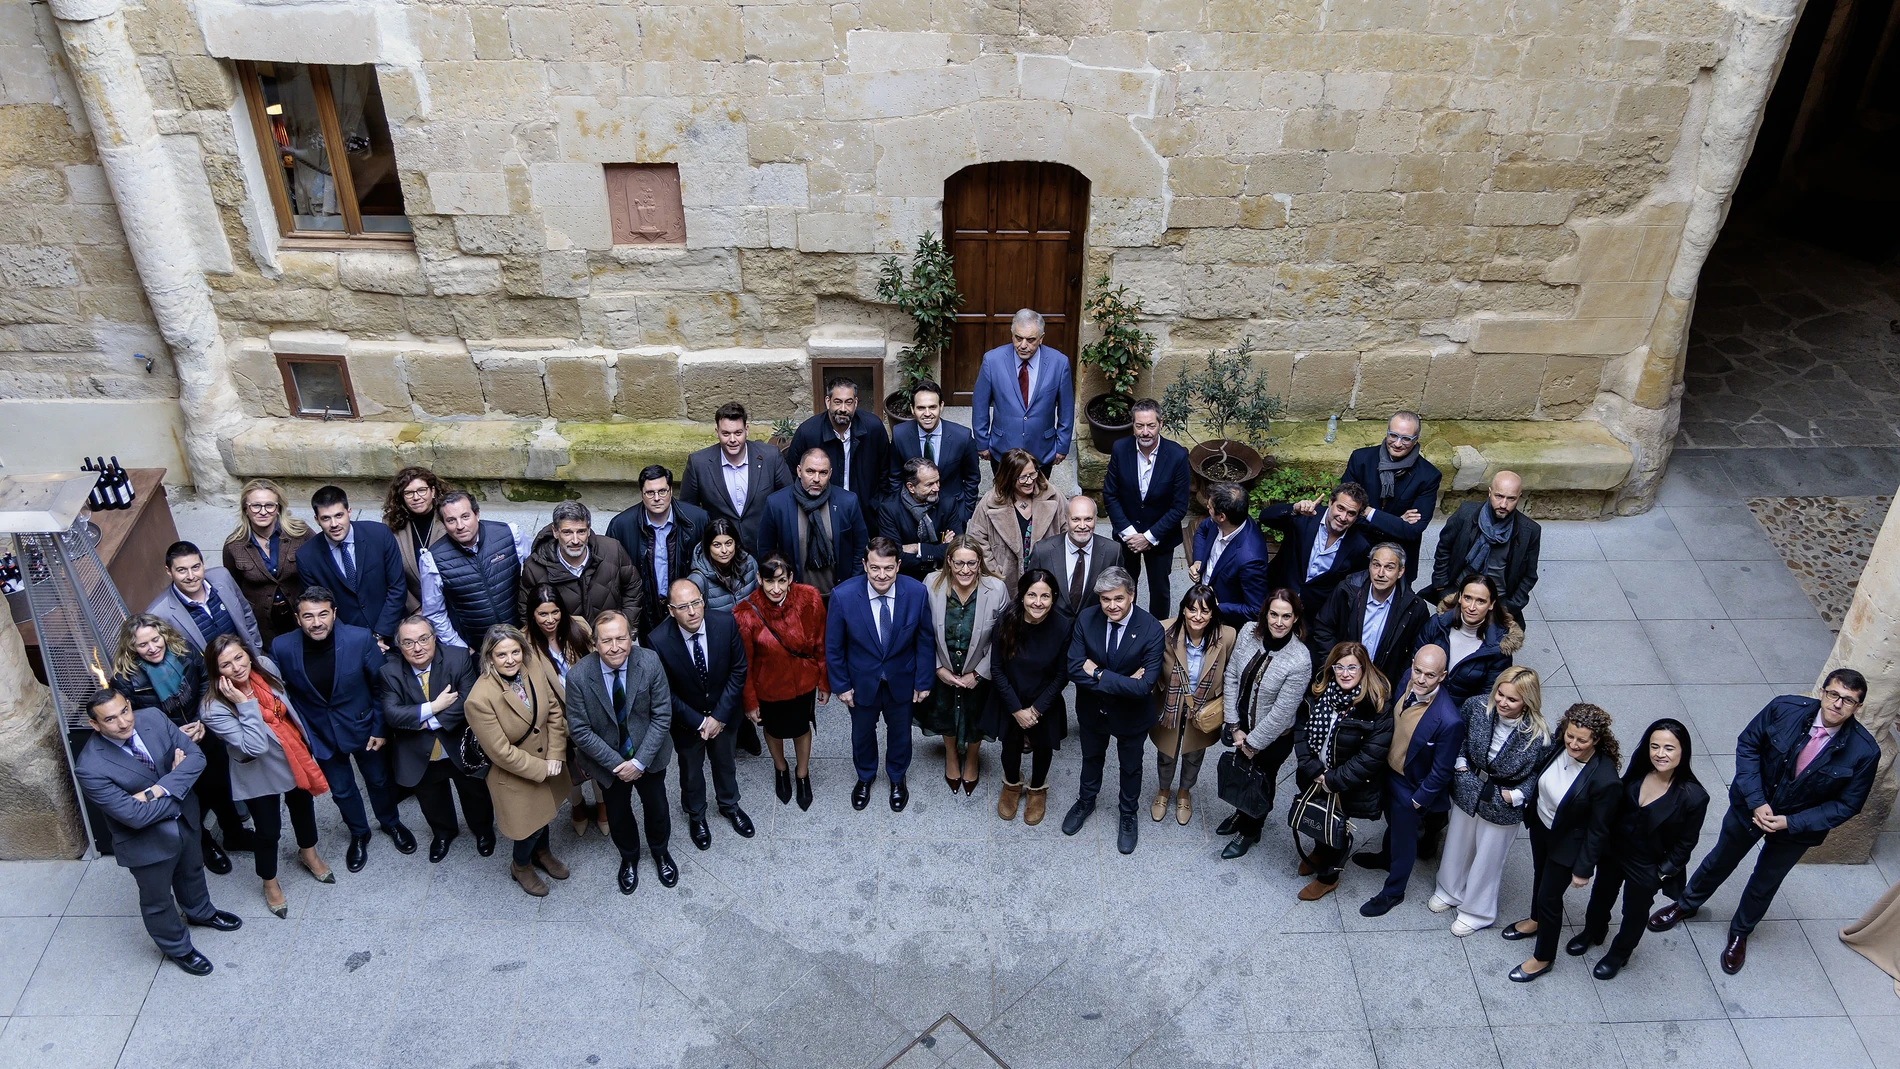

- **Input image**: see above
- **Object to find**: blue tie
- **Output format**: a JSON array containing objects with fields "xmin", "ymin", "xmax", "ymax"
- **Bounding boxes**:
[
  {"xmin": 876, "ymin": 594, "xmax": 893, "ymax": 651},
  {"xmin": 692, "ymin": 633, "xmax": 707, "ymax": 683},
  {"xmin": 339, "ymin": 540, "xmax": 357, "ymax": 585}
]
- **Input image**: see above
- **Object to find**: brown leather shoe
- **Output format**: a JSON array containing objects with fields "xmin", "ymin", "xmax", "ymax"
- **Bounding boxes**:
[
  {"xmin": 511, "ymin": 862, "xmax": 549, "ymax": 897},
  {"xmin": 997, "ymin": 780, "xmax": 1023, "ymax": 821},
  {"xmin": 1298, "ymin": 859, "xmax": 1314, "ymax": 877},
  {"xmin": 531, "ymin": 848, "xmax": 570, "ymax": 880},
  {"xmin": 1298, "ymin": 878, "xmax": 1337, "ymax": 902},
  {"xmin": 1648, "ymin": 903, "xmax": 1695, "ymax": 932},
  {"xmin": 1720, "ymin": 933, "xmax": 1747, "ymax": 974},
  {"xmin": 1151, "ymin": 791, "xmax": 1170, "ymax": 822},
  {"xmin": 1023, "ymin": 786, "xmax": 1048, "ymax": 826},
  {"xmin": 1176, "ymin": 789, "xmax": 1192, "ymax": 826}
]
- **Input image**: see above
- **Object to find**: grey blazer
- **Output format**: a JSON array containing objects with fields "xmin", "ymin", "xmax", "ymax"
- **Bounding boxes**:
[
  {"xmin": 563, "ymin": 649, "xmax": 675, "ymax": 785},
  {"xmin": 925, "ymin": 574, "xmax": 1009, "ymax": 681},
  {"xmin": 1027, "ymin": 532, "xmax": 1124, "ymax": 614},
  {"xmin": 73, "ymin": 709, "xmax": 205, "ymax": 869},
  {"xmin": 1449, "ymin": 694, "xmax": 1556, "ymax": 826},
  {"xmin": 199, "ymin": 677, "xmax": 314, "ymax": 801},
  {"xmin": 1223, "ymin": 624, "xmax": 1314, "ymax": 751},
  {"xmin": 145, "ymin": 566, "xmax": 264, "ymax": 654}
]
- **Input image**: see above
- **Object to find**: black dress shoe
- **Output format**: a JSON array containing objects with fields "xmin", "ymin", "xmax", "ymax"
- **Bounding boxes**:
[
  {"xmin": 1500, "ymin": 921, "xmax": 1536, "ymax": 941},
  {"xmin": 890, "ymin": 779, "xmax": 909, "ymax": 813},
  {"xmin": 618, "ymin": 858, "xmax": 639, "ymax": 895},
  {"xmin": 775, "ymin": 769, "xmax": 793, "ymax": 804},
  {"xmin": 169, "ymin": 950, "xmax": 214, "ymax": 976},
  {"xmin": 475, "ymin": 830, "xmax": 496, "ymax": 857},
  {"xmin": 1352, "ymin": 850, "xmax": 1391, "ymax": 871},
  {"xmin": 1215, "ymin": 813, "xmax": 1239, "ymax": 837},
  {"xmin": 383, "ymin": 823, "xmax": 418, "ymax": 855},
  {"xmin": 655, "ymin": 850, "xmax": 679, "ymax": 887},
  {"xmin": 724, "ymin": 807, "xmax": 755, "ymax": 838},
  {"xmin": 796, "ymin": 776, "xmax": 813, "ymax": 811},
  {"xmin": 201, "ymin": 837, "xmax": 232, "ymax": 876},
  {"xmin": 1117, "ymin": 813, "xmax": 1138, "ymax": 855},
  {"xmin": 1220, "ymin": 834, "xmax": 1258, "ymax": 860},
  {"xmin": 689, "ymin": 818, "xmax": 712, "ymax": 851},
  {"xmin": 1508, "ymin": 963, "xmax": 1552, "ymax": 983},
  {"xmin": 1566, "ymin": 931, "xmax": 1604, "ymax": 956},
  {"xmin": 1061, "ymin": 800, "xmax": 1094, "ymax": 836},
  {"xmin": 346, "ymin": 833, "xmax": 371, "ymax": 872},
  {"xmin": 852, "ymin": 780, "xmax": 872, "ymax": 810},
  {"xmin": 188, "ymin": 910, "xmax": 243, "ymax": 932},
  {"xmin": 1359, "ymin": 893, "xmax": 1403, "ymax": 918},
  {"xmin": 428, "ymin": 835, "xmax": 454, "ymax": 864},
  {"xmin": 1593, "ymin": 957, "xmax": 1625, "ymax": 980},
  {"xmin": 1720, "ymin": 933, "xmax": 1747, "ymax": 974}
]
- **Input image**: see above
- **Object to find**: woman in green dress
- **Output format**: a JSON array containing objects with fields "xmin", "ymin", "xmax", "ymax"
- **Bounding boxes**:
[{"xmin": 919, "ymin": 536, "xmax": 1010, "ymax": 794}]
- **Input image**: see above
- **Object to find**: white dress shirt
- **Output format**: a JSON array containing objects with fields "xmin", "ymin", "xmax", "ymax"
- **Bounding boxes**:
[
  {"xmin": 1536, "ymin": 750, "xmax": 1586, "ymax": 827},
  {"xmin": 1064, "ymin": 538, "xmax": 1091, "ymax": 588},
  {"xmin": 418, "ymin": 521, "xmax": 533, "ymax": 648},
  {"xmin": 1205, "ymin": 525, "xmax": 1239, "ymax": 584},
  {"xmin": 1118, "ymin": 444, "xmax": 1163, "ymax": 545}
]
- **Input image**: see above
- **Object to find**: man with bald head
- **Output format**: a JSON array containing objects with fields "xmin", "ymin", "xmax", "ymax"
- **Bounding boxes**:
[
  {"xmin": 1329, "ymin": 410, "xmax": 1442, "ymax": 585},
  {"xmin": 1422, "ymin": 470, "xmax": 1541, "ymax": 627},
  {"xmin": 1028, "ymin": 493, "xmax": 1123, "ymax": 617},
  {"xmin": 1357, "ymin": 643, "xmax": 1463, "ymax": 917}
]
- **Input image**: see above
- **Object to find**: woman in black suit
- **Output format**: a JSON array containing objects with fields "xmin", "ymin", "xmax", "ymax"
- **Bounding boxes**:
[
  {"xmin": 1573, "ymin": 717, "xmax": 1709, "ymax": 979},
  {"xmin": 1503, "ymin": 701, "xmax": 1622, "ymax": 982}
]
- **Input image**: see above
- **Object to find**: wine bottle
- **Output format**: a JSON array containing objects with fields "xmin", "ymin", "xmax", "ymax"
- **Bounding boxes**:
[
  {"xmin": 83, "ymin": 457, "xmax": 104, "ymax": 510},
  {"xmin": 109, "ymin": 457, "xmax": 132, "ymax": 508}
]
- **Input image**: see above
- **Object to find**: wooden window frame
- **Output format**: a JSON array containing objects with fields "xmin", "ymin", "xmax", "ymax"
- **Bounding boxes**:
[
  {"xmin": 275, "ymin": 352, "xmax": 360, "ymax": 420},
  {"xmin": 237, "ymin": 60, "xmax": 412, "ymax": 249},
  {"xmin": 809, "ymin": 357, "xmax": 885, "ymax": 421}
]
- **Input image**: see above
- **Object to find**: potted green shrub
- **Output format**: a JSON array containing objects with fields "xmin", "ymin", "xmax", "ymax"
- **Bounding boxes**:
[
  {"xmin": 1078, "ymin": 274, "xmax": 1157, "ymax": 453},
  {"xmin": 875, "ymin": 232, "xmax": 962, "ymax": 426},
  {"xmin": 767, "ymin": 414, "xmax": 800, "ymax": 452},
  {"xmin": 1159, "ymin": 343, "xmax": 1284, "ymax": 508}
]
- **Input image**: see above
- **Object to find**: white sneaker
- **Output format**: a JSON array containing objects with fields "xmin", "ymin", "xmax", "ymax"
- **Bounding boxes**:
[
  {"xmin": 1427, "ymin": 894, "xmax": 1454, "ymax": 913},
  {"xmin": 1450, "ymin": 919, "xmax": 1483, "ymax": 937}
]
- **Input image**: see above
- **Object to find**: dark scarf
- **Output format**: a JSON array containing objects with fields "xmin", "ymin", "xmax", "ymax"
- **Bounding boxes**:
[
  {"xmin": 1465, "ymin": 505, "xmax": 1515, "ymax": 580},
  {"xmin": 1376, "ymin": 446, "xmax": 1419, "ymax": 503},
  {"xmin": 1309, "ymin": 679, "xmax": 1363, "ymax": 768},
  {"xmin": 794, "ymin": 484, "xmax": 835, "ymax": 572},
  {"xmin": 899, "ymin": 489, "xmax": 938, "ymax": 544}
]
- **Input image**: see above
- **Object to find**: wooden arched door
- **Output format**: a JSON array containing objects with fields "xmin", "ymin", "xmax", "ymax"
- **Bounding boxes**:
[{"xmin": 942, "ymin": 162, "xmax": 1089, "ymax": 406}]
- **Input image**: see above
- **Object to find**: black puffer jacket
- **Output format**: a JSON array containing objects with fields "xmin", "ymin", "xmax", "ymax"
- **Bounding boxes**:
[
  {"xmin": 1292, "ymin": 684, "xmax": 1393, "ymax": 820},
  {"xmin": 114, "ymin": 655, "xmax": 207, "ymax": 726}
]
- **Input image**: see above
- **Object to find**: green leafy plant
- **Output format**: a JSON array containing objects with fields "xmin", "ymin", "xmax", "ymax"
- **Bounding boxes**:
[
  {"xmin": 769, "ymin": 415, "xmax": 799, "ymax": 443},
  {"xmin": 1159, "ymin": 343, "xmax": 1284, "ymax": 445},
  {"xmin": 1078, "ymin": 274, "xmax": 1156, "ymax": 424},
  {"xmin": 1250, "ymin": 463, "xmax": 1336, "ymax": 515},
  {"xmin": 876, "ymin": 232, "xmax": 963, "ymax": 398}
]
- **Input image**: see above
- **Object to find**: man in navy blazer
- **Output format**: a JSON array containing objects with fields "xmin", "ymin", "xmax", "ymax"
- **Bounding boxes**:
[
  {"xmin": 1333, "ymin": 412, "xmax": 1442, "ymax": 585},
  {"xmin": 1356, "ymin": 646, "xmax": 1462, "ymax": 916},
  {"xmin": 758, "ymin": 449, "xmax": 869, "ymax": 595},
  {"xmin": 1651, "ymin": 670, "xmax": 1881, "ymax": 973},
  {"xmin": 876, "ymin": 458, "xmax": 963, "ymax": 580},
  {"xmin": 650, "ymin": 578, "xmax": 752, "ymax": 850},
  {"xmin": 1063, "ymin": 567, "xmax": 1167, "ymax": 854},
  {"xmin": 1259, "ymin": 483, "xmax": 1373, "ymax": 617},
  {"xmin": 1102, "ymin": 400, "xmax": 1192, "ymax": 616},
  {"xmin": 270, "ymin": 587, "xmax": 414, "ymax": 872},
  {"xmin": 1189, "ymin": 482, "xmax": 1271, "ymax": 622},
  {"xmin": 826, "ymin": 537, "xmax": 936, "ymax": 813},
  {"xmin": 73, "ymin": 688, "xmax": 240, "ymax": 975},
  {"xmin": 295, "ymin": 485, "xmax": 407, "ymax": 645},
  {"xmin": 885, "ymin": 381, "xmax": 979, "ymax": 532},
  {"xmin": 972, "ymin": 309, "xmax": 1074, "ymax": 470}
]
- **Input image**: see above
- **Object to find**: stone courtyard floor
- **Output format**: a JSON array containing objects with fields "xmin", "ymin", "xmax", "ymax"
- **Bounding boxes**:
[{"xmin": 3, "ymin": 449, "xmax": 1900, "ymax": 1068}]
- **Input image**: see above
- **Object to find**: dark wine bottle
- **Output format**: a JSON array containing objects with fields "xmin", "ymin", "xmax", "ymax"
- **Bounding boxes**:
[
  {"xmin": 84, "ymin": 457, "xmax": 104, "ymax": 510},
  {"xmin": 109, "ymin": 457, "xmax": 133, "ymax": 508}
]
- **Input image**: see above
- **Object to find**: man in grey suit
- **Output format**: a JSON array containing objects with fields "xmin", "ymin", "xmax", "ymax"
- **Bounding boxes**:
[
  {"xmin": 679, "ymin": 401, "xmax": 794, "ymax": 555},
  {"xmin": 563, "ymin": 610, "xmax": 679, "ymax": 895},
  {"xmin": 146, "ymin": 540, "xmax": 263, "ymax": 656},
  {"xmin": 1028, "ymin": 495, "xmax": 1124, "ymax": 619},
  {"xmin": 73, "ymin": 688, "xmax": 241, "ymax": 975}
]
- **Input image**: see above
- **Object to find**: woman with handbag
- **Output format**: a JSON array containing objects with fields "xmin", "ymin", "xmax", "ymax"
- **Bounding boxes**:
[
  {"xmin": 1574, "ymin": 718, "xmax": 1708, "ymax": 979},
  {"xmin": 1431, "ymin": 666, "xmax": 1553, "ymax": 935},
  {"xmin": 1290, "ymin": 641, "xmax": 1392, "ymax": 901},
  {"xmin": 987, "ymin": 569, "xmax": 1069, "ymax": 826},
  {"xmin": 465, "ymin": 624, "xmax": 573, "ymax": 897},
  {"xmin": 1217, "ymin": 590, "xmax": 1313, "ymax": 859},
  {"xmin": 1148, "ymin": 584, "xmax": 1235, "ymax": 826},
  {"xmin": 736, "ymin": 553, "xmax": 829, "ymax": 810},
  {"xmin": 919, "ymin": 537, "xmax": 1009, "ymax": 794},
  {"xmin": 1504, "ymin": 702, "xmax": 1622, "ymax": 982}
]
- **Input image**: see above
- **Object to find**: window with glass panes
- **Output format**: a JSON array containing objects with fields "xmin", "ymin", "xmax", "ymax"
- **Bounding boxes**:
[{"xmin": 238, "ymin": 61, "xmax": 410, "ymax": 242}]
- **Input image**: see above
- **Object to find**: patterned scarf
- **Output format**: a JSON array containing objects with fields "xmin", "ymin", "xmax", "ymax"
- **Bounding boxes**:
[
  {"xmin": 1465, "ymin": 504, "xmax": 1515, "ymax": 579},
  {"xmin": 1306, "ymin": 679, "xmax": 1363, "ymax": 769},
  {"xmin": 1158, "ymin": 634, "xmax": 1217, "ymax": 730},
  {"xmin": 1376, "ymin": 446, "xmax": 1418, "ymax": 502}
]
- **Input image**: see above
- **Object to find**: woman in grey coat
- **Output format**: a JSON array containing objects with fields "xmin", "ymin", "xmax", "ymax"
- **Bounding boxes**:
[
  {"xmin": 690, "ymin": 518, "xmax": 760, "ymax": 614},
  {"xmin": 1431, "ymin": 666, "xmax": 1553, "ymax": 935},
  {"xmin": 197, "ymin": 634, "xmax": 334, "ymax": 919},
  {"xmin": 1217, "ymin": 588, "xmax": 1314, "ymax": 859}
]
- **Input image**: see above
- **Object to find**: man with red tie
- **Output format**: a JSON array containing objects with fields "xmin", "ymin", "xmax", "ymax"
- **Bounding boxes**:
[{"xmin": 972, "ymin": 309, "xmax": 1074, "ymax": 475}]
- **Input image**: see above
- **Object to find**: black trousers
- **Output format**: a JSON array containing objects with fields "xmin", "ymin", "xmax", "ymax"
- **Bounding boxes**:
[
  {"xmin": 413, "ymin": 759, "xmax": 495, "ymax": 839},
  {"xmin": 1077, "ymin": 722, "xmax": 1146, "ymax": 817},
  {"xmin": 194, "ymin": 736, "xmax": 250, "ymax": 844},
  {"xmin": 247, "ymin": 789, "xmax": 320, "ymax": 881},
  {"xmin": 1232, "ymin": 730, "xmax": 1297, "ymax": 838},
  {"xmin": 676, "ymin": 723, "xmax": 740, "ymax": 817},
  {"xmin": 1679, "ymin": 804, "xmax": 1809, "ymax": 937},
  {"xmin": 1121, "ymin": 543, "xmax": 1176, "ymax": 619},
  {"xmin": 1583, "ymin": 853, "xmax": 1660, "ymax": 962},
  {"xmin": 604, "ymin": 770, "xmax": 672, "ymax": 861},
  {"xmin": 1000, "ymin": 720, "xmax": 1052, "ymax": 788},
  {"xmin": 316, "ymin": 747, "xmax": 401, "ymax": 836},
  {"xmin": 1525, "ymin": 819, "xmax": 1582, "ymax": 963},
  {"xmin": 130, "ymin": 823, "xmax": 215, "ymax": 958}
]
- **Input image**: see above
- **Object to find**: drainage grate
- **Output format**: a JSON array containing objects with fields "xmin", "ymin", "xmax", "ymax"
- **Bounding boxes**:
[{"xmin": 880, "ymin": 1013, "xmax": 1009, "ymax": 1068}]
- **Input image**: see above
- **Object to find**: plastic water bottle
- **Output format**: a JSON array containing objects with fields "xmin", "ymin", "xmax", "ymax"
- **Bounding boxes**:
[{"xmin": 1324, "ymin": 414, "xmax": 1338, "ymax": 443}]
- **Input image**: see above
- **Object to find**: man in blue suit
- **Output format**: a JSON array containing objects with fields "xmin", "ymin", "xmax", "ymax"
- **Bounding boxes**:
[
  {"xmin": 73, "ymin": 688, "xmax": 240, "ymax": 975},
  {"xmin": 1259, "ymin": 483, "xmax": 1373, "ymax": 617},
  {"xmin": 826, "ymin": 537, "xmax": 936, "ymax": 813},
  {"xmin": 759, "ymin": 449, "xmax": 868, "ymax": 596},
  {"xmin": 1331, "ymin": 411, "xmax": 1442, "ymax": 585},
  {"xmin": 270, "ymin": 587, "xmax": 415, "ymax": 872},
  {"xmin": 972, "ymin": 309, "xmax": 1074, "ymax": 472},
  {"xmin": 1189, "ymin": 482, "xmax": 1271, "ymax": 622},
  {"xmin": 1064, "ymin": 566, "xmax": 1167, "ymax": 854},
  {"xmin": 1102, "ymin": 399, "xmax": 1192, "ymax": 617},
  {"xmin": 295, "ymin": 485, "xmax": 407, "ymax": 647},
  {"xmin": 1650, "ymin": 669, "xmax": 1881, "ymax": 974},
  {"xmin": 885, "ymin": 380, "xmax": 979, "ymax": 533},
  {"xmin": 1355, "ymin": 645, "xmax": 1461, "ymax": 917}
]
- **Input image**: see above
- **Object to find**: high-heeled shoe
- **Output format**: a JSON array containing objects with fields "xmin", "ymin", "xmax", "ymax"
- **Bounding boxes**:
[
  {"xmin": 775, "ymin": 768, "xmax": 793, "ymax": 804},
  {"xmin": 961, "ymin": 773, "xmax": 979, "ymax": 796},
  {"xmin": 946, "ymin": 773, "xmax": 960, "ymax": 792},
  {"xmin": 264, "ymin": 885, "xmax": 289, "ymax": 919},
  {"xmin": 795, "ymin": 775, "xmax": 813, "ymax": 811},
  {"xmin": 300, "ymin": 855, "xmax": 335, "ymax": 884}
]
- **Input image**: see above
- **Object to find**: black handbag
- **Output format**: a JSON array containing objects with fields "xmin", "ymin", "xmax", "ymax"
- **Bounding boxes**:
[
  {"xmin": 458, "ymin": 681, "xmax": 541, "ymax": 777},
  {"xmin": 1287, "ymin": 780, "xmax": 1353, "ymax": 864},
  {"xmin": 1216, "ymin": 749, "xmax": 1274, "ymax": 818}
]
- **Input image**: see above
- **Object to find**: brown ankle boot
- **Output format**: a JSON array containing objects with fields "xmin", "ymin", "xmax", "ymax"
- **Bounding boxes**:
[
  {"xmin": 511, "ymin": 862, "xmax": 549, "ymax": 897},
  {"xmin": 1023, "ymin": 785, "xmax": 1048, "ymax": 826},
  {"xmin": 997, "ymin": 780, "xmax": 1024, "ymax": 821},
  {"xmin": 531, "ymin": 847, "xmax": 570, "ymax": 880},
  {"xmin": 1297, "ymin": 878, "xmax": 1337, "ymax": 902}
]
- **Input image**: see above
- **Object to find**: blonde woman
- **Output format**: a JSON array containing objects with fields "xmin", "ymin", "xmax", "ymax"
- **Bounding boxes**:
[
  {"xmin": 964, "ymin": 448, "xmax": 1065, "ymax": 595},
  {"xmin": 1432, "ymin": 666, "xmax": 1555, "ymax": 935},
  {"xmin": 465, "ymin": 624, "xmax": 573, "ymax": 897},
  {"xmin": 918, "ymin": 537, "xmax": 1008, "ymax": 793},
  {"xmin": 221, "ymin": 478, "xmax": 311, "ymax": 643}
]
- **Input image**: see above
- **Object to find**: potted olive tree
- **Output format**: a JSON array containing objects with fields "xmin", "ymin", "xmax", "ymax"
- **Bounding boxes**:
[
  {"xmin": 1159, "ymin": 343, "xmax": 1283, "ymax": 508},
  {"xmin": 1078, "ymin": 274, "xmax": 1157, "ymax": 453},
  {"xmin": 875, "ymin": 232, "xmax": 961, "ymax": 426}
]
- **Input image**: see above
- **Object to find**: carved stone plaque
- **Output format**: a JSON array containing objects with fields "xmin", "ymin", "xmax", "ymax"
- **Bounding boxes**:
[{"xmin": 604, "ymin": 163, "xmax": 685, "ymax": 245}]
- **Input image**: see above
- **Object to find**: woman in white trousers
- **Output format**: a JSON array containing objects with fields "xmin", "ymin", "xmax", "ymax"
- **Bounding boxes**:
[{"xmin": 1432, "ymin": 667, "xmax": 1555, "ymax": 935}]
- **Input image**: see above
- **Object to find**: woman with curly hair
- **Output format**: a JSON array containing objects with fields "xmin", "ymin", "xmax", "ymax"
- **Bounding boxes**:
[{"xmin": 382, "ymin": 465, "xmax": 447, "ymax": 612}]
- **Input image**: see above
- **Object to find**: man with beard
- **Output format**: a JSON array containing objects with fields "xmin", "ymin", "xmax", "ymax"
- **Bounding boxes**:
[
  {"xmin": 1318, "ymin": 411, "xmax": 1441, "ymax": 585},
  {"xmin": 782, "ymin": 377, "xmax": 890, "ymax": 533},
  {"xmin": 1422, "ymin": 471, "xmax": 1541, "ymax": 627},
  {"xmin": 876, "ymin": 457, "xmax": 961, "ymax": 580},
  {"xmin": 759, "ymin": 449, "xmax": 869, "ymax": 597}
]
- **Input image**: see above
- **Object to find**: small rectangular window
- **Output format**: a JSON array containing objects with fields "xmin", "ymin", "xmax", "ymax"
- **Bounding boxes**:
[
  {"xmin": 604, "ymin": 163, "xmax": 686, "ymax": 245},
  {"xmin": 276, "ymin": 353, "xmax": 359, "ymax": 419},
  {"xmin": 239, "ymin": 60, "xmax": 410, "ymax": 244}
]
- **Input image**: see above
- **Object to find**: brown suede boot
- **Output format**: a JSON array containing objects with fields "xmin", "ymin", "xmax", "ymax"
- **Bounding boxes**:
[
  {"xmin": 511, "ymin": 862, "xmax": 549, "ymax": 897},
  {"xmin": 1023, "ymin": 786, "xmax": 1048, "ymax": 826},
  {"xmin": 997, "ymin": 780, "xmax": 1023, "ymax": 821},
  {"xmin": 1297, "ymin": 878, "xmax": 1337, "ymax": 902},
  {"xmin": 532, "ymin": 847, "xmax": 570, "ymax": 880}
]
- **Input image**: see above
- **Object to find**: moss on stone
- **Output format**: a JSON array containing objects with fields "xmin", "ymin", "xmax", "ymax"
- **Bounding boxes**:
[{"xmin": 556, "ymin": 421, "xmax": 714, "ymax": 482}]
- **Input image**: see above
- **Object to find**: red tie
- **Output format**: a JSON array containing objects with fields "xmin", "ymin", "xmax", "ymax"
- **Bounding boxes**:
[{"xmin": 1018, "ymin": 358, "xmax": 1031, "ymax": 407}]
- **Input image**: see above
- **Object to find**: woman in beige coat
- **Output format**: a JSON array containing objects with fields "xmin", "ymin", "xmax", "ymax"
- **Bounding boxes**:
[
  {"xmin": 964, "ymin": 448, "xmax": 1066, "ymax": 596},
  {"xmin": 465, "ymin": 623, "xmax": 573, "ymax": 897},
  {"xmin": 1148, "ymin": 584, "xmax": 1237, "ymax": 826}
]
